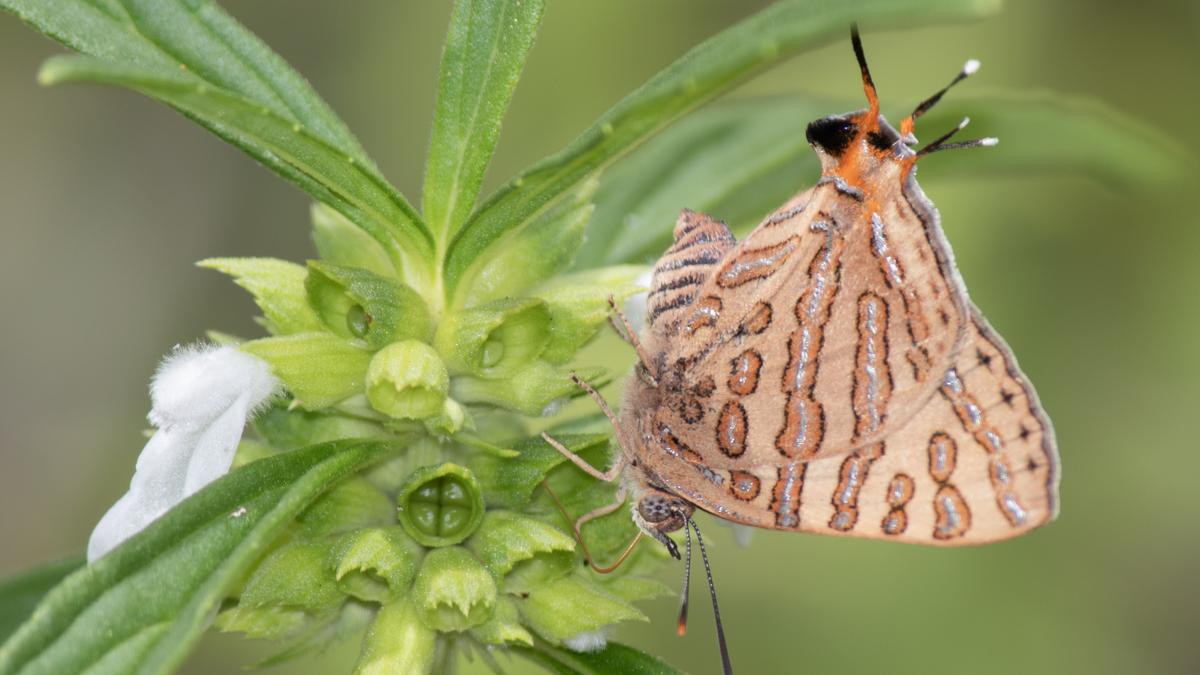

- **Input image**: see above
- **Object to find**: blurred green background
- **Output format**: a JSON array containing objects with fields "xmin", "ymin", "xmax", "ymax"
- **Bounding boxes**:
[{"xmin": 1, "ymin": 1, "xmax": 1197, "ymax": 674}]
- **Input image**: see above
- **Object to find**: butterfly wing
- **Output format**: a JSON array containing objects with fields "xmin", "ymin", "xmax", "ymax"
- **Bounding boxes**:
[
  {"xmin": 640, "ymin": 308, "xmax": 1059, "ymax": 544},
  {"xmin": 645, "ymin": 179, "xmax": 970, "ymax": 469}
]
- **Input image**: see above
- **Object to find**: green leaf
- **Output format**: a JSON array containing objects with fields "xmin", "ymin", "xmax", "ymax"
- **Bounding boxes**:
[
  {"xmin": 0, "ymin": 439, "xmax": 399, "ymax": 675},
  {"xmin": 442, "ymin": 0, "xmax": 1000, "ymax": 296},
  {"xmin": 454, "ymin": 177, "xmax": 598, "ymax": 309},
  {"xmin": 515, "ymin": 575, "xmax": 645, "ymax": 644},
  {"xmin": 519, "ymin": 641, "xmax": 687, "ymax": 675},
  {"xmin": 469, "ymin": 433, "xmax": 609, "ymax": 509},
  {"xmin": 450, "ymin": 361, "xmax": 606, "ymax": 417},
  {"xmin": 0, "ymin": 0, "xmax": 372, "ymax": 167},
  {"xmin": 534, "ymin": 265, "xmax": 647, "ymax": 364},
  {"xmin": 198, "ymin": 257, "xmax": 325, "ymax": 335},
  {"xmin": 241, "ymin": 333, "xmax": 372, "ymax": 409},
  {"xmin": 37, "ymin": 55, "xmax": 433, "ymax": 290},
  {"xmin": 0, "ymin": 558, "xmax": 83, "ymax": 645},
  {"xmin": 310, "ymin": 204, "xmax": 396, "ymax": 279},
  {"xmin": 423, "ymin": 0, "xmax": 546, "ymax": 241}
]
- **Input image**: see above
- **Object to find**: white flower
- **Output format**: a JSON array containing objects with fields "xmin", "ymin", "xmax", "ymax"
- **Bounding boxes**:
[
  {"xmin": 563, "ymin": 629, "xmax": 609, "ymax": 653},
  {"xmin": 87, "ymin": 344, "xmax": 280, "ymax": 562}
]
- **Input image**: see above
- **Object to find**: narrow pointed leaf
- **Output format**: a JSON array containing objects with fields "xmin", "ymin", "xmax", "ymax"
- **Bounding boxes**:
[
  {"xmin": 38, "ymin": 55, "xmax": 434, "ymax": 288},
  {"xmin": 0, "ymin": 0, "xmax": 372, "ymax": 167},
  {"xmin": 443, "ymin": 0, "xmax": 1001, "ymax": 295},
  {"xmin": 0, "ymin": 558, "xmax": 84, "ymax": 645},
  {"xmin": 0, "ymin": 439, "xmax": 399, "ymax": 675},
  {"xmin": 423, "ymin": 0, "xmax": 545, "ymax": 241}
]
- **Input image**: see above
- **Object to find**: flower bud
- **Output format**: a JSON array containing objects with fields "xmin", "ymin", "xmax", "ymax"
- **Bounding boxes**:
[
  {"xmin": 306, "ymin": 261, "xmax": 432, "ymax": 348},
  {"xmin": 411, "ymin": 546, "xmax": 497, "ymax": 632},
  {"xmin": 365, "ymin": 340, "xmax": 448, "ymax": 420},
  {"xmin": 354, "ymin": 598, "xmax": 436, "ymax": 675},
  {"xmin": 331, "ymin": 526, "xmax": 424, "ymax": 603},
  {"xmin": 465, "ymin": 511, "xmax": 574, "ymax": 594},
  {"xmin": 434, "ymin": 298, "xmax": 550, "ymax": 378},
  {"xmin": 396, "ymin": 464, "xmax": 485, "ymax": 547}
]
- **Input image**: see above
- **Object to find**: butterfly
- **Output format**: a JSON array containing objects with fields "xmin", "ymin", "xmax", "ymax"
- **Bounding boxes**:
[{"xmin": 542, "ymin": 27, "xmax": 1060, "ymax": 674}]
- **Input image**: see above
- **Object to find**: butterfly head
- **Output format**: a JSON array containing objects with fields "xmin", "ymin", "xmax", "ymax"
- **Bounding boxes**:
[
  {"xmin": 807, "ymin": 27, "xmax": 994, "ymax": 185},
  {"xmin": 632, "ymin": 485, "xmax": 695, "ymax": 559}
]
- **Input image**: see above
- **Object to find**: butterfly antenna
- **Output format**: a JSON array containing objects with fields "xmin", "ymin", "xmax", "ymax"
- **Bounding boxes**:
[
  {"xmin": 677, "ymin": 519, "xmax": 694, "ymax": 637},
  {"xmin": 850, "ymin": 25, "xmax": 879, "ymax": 117},
  {"xmin": 900, "ymin": 58, "xmax": 980, "ymax": 138},
  {"xmin": 689, "ymin": 518, "xmax": 734, "ymax": 675},
  {"xmin": 917, "ymin": 116, "xmax": 997, "ymax": 156}
]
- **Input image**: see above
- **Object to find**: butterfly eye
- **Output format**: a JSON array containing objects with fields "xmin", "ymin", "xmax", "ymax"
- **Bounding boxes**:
[
  {"xmin": 805, "ymin": 116, "xmax": 858, "ymax": 156},
  {"xmin": 638, "ymin": 495, "xmax": 672, "ymax": 523}
]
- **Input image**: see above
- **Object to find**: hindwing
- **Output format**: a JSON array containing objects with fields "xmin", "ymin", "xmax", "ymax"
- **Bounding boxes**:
[{"xmin": 635, "ymin": 308, "xmax": 1059, "ymax": 545}]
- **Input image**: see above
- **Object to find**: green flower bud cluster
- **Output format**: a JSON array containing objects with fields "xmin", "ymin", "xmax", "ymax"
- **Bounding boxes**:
[
  {"xmin": 214, "ymin": 460, "xmax": 665, "ymax": 673},
  {"xmin": 201, "ymin": 208, "xmax": 643, "ymax": 430},
  {"xmin": 203, "ymin": 205, "xmax": 663, "ymax": 672}
]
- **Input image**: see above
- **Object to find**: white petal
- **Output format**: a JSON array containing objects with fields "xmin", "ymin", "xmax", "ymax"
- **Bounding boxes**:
[
  {"xmin": 563, "ymin": 629, "xmax": 609, "ymax": 653},
  {"xmin": 149, "ymin": 344, "xmax": 277, "ymax": 428},
  {"xmin": 88, "ymin": 344, "xmax": 280, "ymax": 562}
]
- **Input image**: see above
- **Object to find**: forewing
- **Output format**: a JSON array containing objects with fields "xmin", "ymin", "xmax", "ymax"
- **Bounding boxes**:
[
  {"xmin": 643, "ymin": 308, "xmax": 1059, "ymax": 545},
  {"xmin": 642, "ymin": 208, "xmax": 736, "ymax": 354},
  {"xmin": 651, "ymin": 180, "xmax": 969, "ymax": 470}
]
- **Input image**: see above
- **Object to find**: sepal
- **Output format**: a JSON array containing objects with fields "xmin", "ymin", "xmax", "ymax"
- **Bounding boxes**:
[
  {"xmin": 434, "ymin": 298, "xmax": 550, "ymax": 378},
  {"xmin": 465, "ymin": 510, "xmax": 574, "ymax": 594},
  {"xmin": 331, "ymin": 526, "xmax": 424, "ymax": 603},
  {"xmin": 241, "ymin": 333, "xmax": 371, "ymax": 409},
  {"xmin": 306, "ymin": 261, "xmax": 432, "ymax": 348},
  {"xmin": 515, "ymin": 573, "xmax": 645, "ymax": 645},
  {"xmin": 410, "ymin": 547, "xmax": 497, "ymax": 632},
  {"xmin": 199, "ymin": 257, "xmax": 325, "ymax": 335},
  {"xmin": 353, "ymin": 599, "xmax": 437, "ymax": 675}
]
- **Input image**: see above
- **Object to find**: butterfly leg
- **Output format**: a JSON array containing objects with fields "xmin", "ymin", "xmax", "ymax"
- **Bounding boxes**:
[
  {"xmin": 607, "ymin": 296, "xmax": 658, "ymax": 382},
  {"xmin": 541, "ymin": 429, "xmax": 627, "ymax": 482},
  {"xmin": 542, "ymin": 480, "xmax": 642, "ymax": 573}
]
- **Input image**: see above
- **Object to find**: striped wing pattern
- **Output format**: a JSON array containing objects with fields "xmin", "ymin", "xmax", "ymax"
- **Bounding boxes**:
[
  {"xmin": 644, "ymin": 182, "xmax": 968, "ymax": 471},
  {"xmin": 641, "ymin": 309, "xmax": 1058, "ymax": 544}
]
